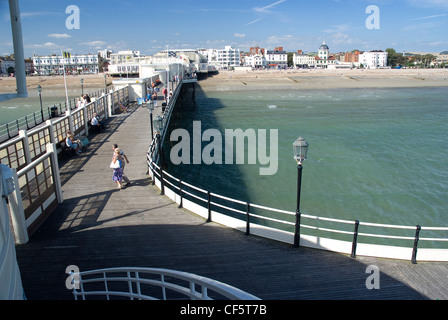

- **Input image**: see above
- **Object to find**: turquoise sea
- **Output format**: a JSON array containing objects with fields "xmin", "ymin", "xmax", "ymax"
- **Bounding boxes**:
[
  {"xmin": 166, "ymin": 85, "xmax": 448, "ymax": 238},
  {"xmin": 0, "ymin": 87, "xmax": 104, "ymax": 126}
]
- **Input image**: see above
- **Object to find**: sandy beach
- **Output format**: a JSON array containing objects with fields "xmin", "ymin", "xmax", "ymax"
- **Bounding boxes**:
[
  {"xmin": 1, "ymin": 69, "xmax": 447, "ymax": 95},
  {"xmin": 0, "ymin": 74, "xmax": 113, "ymax": 96},
  {"xmin": 200, "ymin": 68, "xmax": 448, "ymax": 91}
]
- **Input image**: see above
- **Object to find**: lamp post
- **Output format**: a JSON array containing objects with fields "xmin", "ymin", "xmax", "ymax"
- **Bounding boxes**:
[
  {"xmin": 80, "ymin": 78, "xmax": 84, "ymax": 96},
  {"xmin": 293, "ymin": 137, "xmax": 309, "ymax": 248},
  {"xmin": 147, "ymin": 101, "xmax": 155, "ymax": 140},
  {"xmin": 153, "ymin": 114, "xmax": 163, "ymax": 136},
  {"xmin": 37, "ymin": 85, "xmax": 44, "ymax": 123}
]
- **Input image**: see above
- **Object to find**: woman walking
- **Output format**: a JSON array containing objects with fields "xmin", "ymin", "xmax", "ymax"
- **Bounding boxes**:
[{"xmin": 112, "ymin": 147, "xmax": 124, "ymax": 189}]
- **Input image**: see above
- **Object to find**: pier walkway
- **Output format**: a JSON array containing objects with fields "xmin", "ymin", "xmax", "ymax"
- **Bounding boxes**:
[{"xmin": 15, "ymin": 99, "xmax": 448, "ymax": 300}]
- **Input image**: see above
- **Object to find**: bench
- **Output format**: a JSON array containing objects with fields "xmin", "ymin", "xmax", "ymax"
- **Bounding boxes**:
[
  {"xmin": 88, "ymin": 122, "xmax": 102, "ymax": 134},
  {"xmin": 60, "ymin": 141, "xmax": 76, "ymax": 158}
]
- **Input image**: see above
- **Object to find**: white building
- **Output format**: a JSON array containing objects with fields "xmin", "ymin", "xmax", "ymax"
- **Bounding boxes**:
[
  {"xmin": 293, "ymin": 52, "xmax": 316, "ymax": 68},
  {"xmin": 109, "ymin": 50, "xmax": 141, "ymax": 65},
  {"xmin": 108, "ymin": 63, "xmax": 140, "ymax": 77},
  {"xmin": 360, "ymin": 50, "xmax": 388, "ymax": 69},
  {"xmin": 33, "ymin": 54, "xmax": 99, "ymax": 75},
  {"xmin": 98, "ymin": 49, "xmax": 112, "ymax": 60},
  {"xmin": 314, "ymin": 42, "xmax": 336, "ymax": 69},
  {"xmin": 436, "ymin": 51, "xmax": 448, "ymax": 66},
  {"xmin": 245, "ymin": 54, "xmax": 267, "ymax": 69},
  {"xmin": 265, "ymin": 49, "xmax": 288, "ymax": 68},
  {"xmin": 200, "ymin": 46, "xmax": 240, "ymax": 70}
]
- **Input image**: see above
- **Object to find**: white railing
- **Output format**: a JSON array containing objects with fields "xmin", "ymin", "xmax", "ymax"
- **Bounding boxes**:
[
  {"xmin": 69, "ymin": 267, "xmax": 260, "ymax": 300},
  {"xmin": 0, "ymin": 88, "xmax": 113, "ymax": 143},
  {"xmin": 0, "ymin": 86, "xmax": 130, "ymax": 172},
  {"xmin": 2, "ymin": 86, "xmax": 130, "ymax": 244},
  {"xmin": 146, "ymin": 139, "xmax": 448, "ymax": 263}
]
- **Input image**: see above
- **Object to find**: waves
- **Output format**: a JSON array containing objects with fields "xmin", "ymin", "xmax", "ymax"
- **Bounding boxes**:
[{"xmin": 169, "ymin": 86, "xmax": 448, "ymax": 229}]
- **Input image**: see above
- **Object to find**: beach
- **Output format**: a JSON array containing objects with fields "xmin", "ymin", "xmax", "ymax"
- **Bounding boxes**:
[
  {"xmin": 0, "ymin": 74, "xmax": 113, "ymax": 96},
  {"xmin": 200, "ymin": 68, "xmax": 448, "ymax": 91},
  {"xmin": 1, "ymin": 69, "xmax": 447, "ymax": 95}
]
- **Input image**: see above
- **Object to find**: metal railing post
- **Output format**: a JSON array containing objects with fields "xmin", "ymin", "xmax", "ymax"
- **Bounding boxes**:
[
  {"xmin": 245, "ymin": 203, "xmax": 251, "ymax": 236},
  {"xmin": 179, "ymin": 180, "xmax": 183, "ymax": 208},
  {"xmin": 294, "ymin": 210, "xmax": 301, "ymax": 248},
  {"xmin": 207, "ymin": 191, "xmax": 212, "ymax": 222},
  {"xmin": 351, "ymin": 220, "xmax": 360, "ymax": 258},
  {"xmin": 159, "ymin": 166, "xmax": 165, "ymax": 196},
  {"xmin": 411, "ymin": 225, "xmax": 421, "ymax": 264}
]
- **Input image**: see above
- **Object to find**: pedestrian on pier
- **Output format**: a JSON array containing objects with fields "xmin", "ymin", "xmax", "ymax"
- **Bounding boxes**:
[
  {"xmin": 113, "ymin": 144, "xmax": 130, "ymax": 186},
  {"xmin": 152, "ymin": 92, "xmax": 158, "ymax": 107},
  {"xmin": 112, "ymin": 148, "xmax": 124, "ymax": 189}
]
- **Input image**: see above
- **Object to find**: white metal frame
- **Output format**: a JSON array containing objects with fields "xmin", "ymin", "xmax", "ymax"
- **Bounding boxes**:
[{"xmin": 70, "ymin": 267, "xmax": 260, "ymax": 300}]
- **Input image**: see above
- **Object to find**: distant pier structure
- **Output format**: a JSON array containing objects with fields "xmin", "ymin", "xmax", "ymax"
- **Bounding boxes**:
[{"xmin": 2, "ymin": 0, "xmax": 28, "ymax": 101}]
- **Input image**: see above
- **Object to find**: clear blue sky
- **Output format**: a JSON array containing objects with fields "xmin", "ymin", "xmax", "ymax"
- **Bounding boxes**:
[{"xmin": 1, "ymin": 0, "xmax": 447, "ymax": 58}]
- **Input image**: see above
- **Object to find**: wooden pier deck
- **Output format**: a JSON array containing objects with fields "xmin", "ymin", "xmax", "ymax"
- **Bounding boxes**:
[{"xmin": 15, "ymin": 100, "xmax": 448, "ymax": 301}]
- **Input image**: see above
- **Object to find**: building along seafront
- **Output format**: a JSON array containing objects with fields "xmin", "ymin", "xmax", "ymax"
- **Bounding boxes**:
[
  {"xmin": 107, "ymin": 49, "xmax": 212, "ymax": 79},
  {"xmin": 32, "ymin": 54, "xmax": 99, "ymax": 76}
]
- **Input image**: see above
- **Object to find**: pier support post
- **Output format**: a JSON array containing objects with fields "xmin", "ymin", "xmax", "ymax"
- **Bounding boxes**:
[{"xmin": 8, "ymin": 0, "xmax": 28, "ymax": 98}]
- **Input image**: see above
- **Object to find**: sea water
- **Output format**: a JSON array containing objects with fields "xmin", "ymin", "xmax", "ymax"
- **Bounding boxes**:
[
  {"xmin": 166, "ymin": 85, "xmax": 448, "ymax": 239},
  {"xmin": 0, "ymin": 87, "xmax": 104, "ymax": 125}
]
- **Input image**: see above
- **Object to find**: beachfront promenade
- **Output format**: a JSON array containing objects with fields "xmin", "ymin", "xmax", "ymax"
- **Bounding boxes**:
[{"xmin": 15, "ymin": 98, "xmax": 448, "ymax": 300}]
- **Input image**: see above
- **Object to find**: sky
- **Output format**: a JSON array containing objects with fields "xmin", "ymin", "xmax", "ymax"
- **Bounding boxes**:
[{"xmin": 1, "ymin": 0, "xmax": 447, "ymax": 58}]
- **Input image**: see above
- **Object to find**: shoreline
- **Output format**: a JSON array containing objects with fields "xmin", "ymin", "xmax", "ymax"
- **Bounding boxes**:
[
  {"xmin": 200, "ymin": 68, "xmax": 448, "ymax": 91},
  {"xmin": 1, "ymin": 69, "xmax": 448, "ymax": 96}
]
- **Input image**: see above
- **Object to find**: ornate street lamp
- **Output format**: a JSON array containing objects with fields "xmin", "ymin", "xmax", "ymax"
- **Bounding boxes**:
[
  {"xmin": 293, "ymin": 137, "xmax": 309, "ymax": 165},
  {"xmin": 80, "ymin": 78, "xmax": 84, "ymax": 96},
  {"xmin": 293, "ymin": 137, "xmax": 309, "ymax": 248},
  {"xmin": 37, "ymin": 85, "xmax": 44, "ymax": 123},
  {"xmin": 153, "ymin": 115, "xmax": 163, "ymax": 135}
]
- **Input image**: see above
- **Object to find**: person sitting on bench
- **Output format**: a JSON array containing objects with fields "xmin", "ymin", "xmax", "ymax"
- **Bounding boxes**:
[
  {"xmin": 66, "ymin": 133, "xmax": 81, "ymax": 155},
  {"xmin": 91, "ymin": 113, "xmax": 105, "ymax": 132}
]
